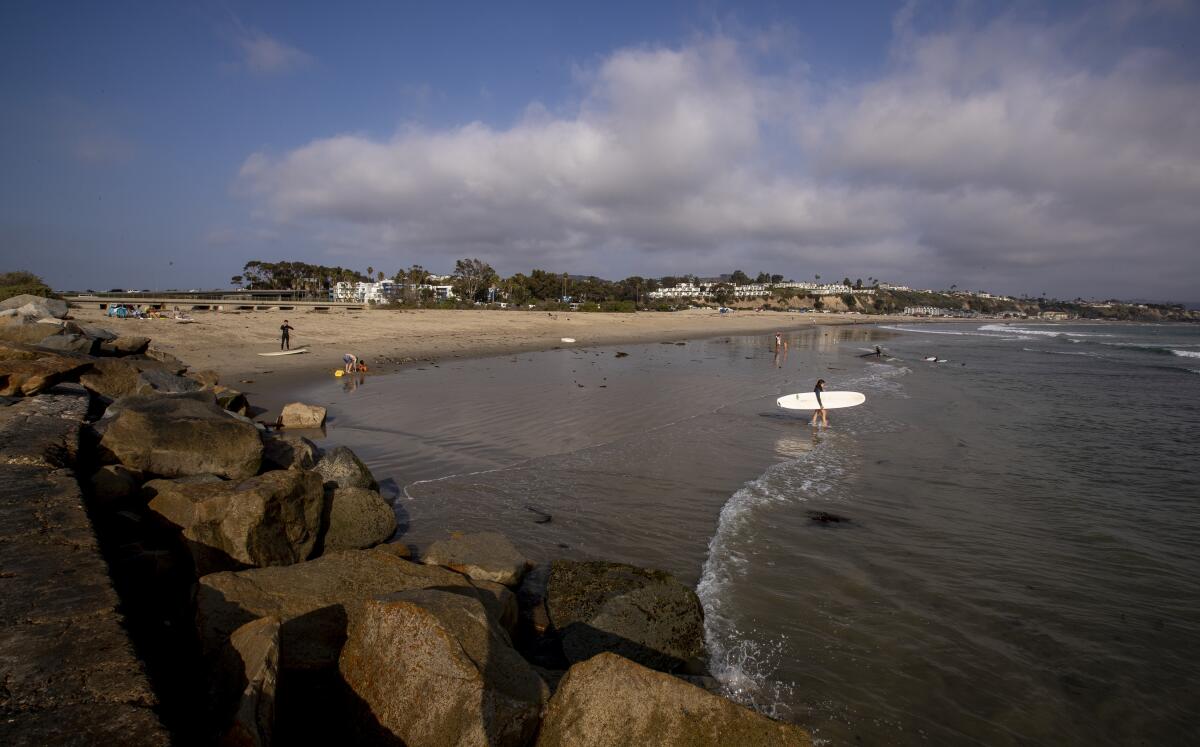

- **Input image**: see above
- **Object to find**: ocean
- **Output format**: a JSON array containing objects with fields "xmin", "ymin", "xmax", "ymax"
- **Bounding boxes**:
[{"xmin": 287, "ymin": 320, "xmax": 1200, "ymax": 745}]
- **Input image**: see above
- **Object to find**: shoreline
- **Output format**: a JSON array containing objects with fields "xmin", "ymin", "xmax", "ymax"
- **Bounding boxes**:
[{"xmin": 67, "ymin": 305, "xmax": 985, "ymax": 407}]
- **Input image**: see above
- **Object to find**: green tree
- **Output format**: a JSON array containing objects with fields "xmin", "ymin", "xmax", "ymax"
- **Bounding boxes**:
[
  {"xmin": 712, "ymin": 282, "xmax": 734, "ymax": 305},
  {"xmin": 770, "ymin": 274, "xmax": 784, "ymax": 284},
  {"xmin": 0, "ymin": 270, "xmax": 55, "ymax": 301},
  {"xmin": 730, "ymin": 270, "xmax": 751, "ymax": 285},
  {"xmin": 453, "ymin": 258, "xmax": 498, "ymax": 302}
]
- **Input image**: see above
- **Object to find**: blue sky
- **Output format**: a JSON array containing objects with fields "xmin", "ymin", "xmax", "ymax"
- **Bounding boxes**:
[{"xmin": 2, "ymin": 1, "xmax": 1198, "ymax": 300}]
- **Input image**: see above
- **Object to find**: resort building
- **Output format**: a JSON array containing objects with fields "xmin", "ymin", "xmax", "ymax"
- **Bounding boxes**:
[
  {"xmin": 904, "ymin": 306, "xmax": 949, "ymax": 316},
  {"xmin": 647, "ymin": 283, "xmax": 713, "ymax": 300},
  {"xmin": 1038, "ymin": 310, "xmax": 1072, "ymax": 320},
  {"xmin": 332, "ymin": 281, "xmax": 401, "ymax": 303}
]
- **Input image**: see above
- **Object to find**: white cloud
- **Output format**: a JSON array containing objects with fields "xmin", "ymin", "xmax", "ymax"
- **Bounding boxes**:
[
  {"xmin": 232, "ymin": 28, "xmax": 312, "ymax": 75},
  {"xmin": 238, "ymin": 14, "xmax": 1200, "ymax": 298}
]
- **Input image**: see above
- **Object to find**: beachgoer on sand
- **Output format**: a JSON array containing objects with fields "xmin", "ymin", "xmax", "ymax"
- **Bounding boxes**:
[
  {"xmin": 810, "ymin": 378, "xmax": 828, "ymax": 428},
  {"xmin": 343, "ymin": 353, "xmax": 357, "ymax": 373},
  {"xmin": 356, "ymin": 357, "xmax": 368, "ymax": 373},
  {"xmin": 280, "ymin": 320, "xmax": 294, "ymax": 350}
]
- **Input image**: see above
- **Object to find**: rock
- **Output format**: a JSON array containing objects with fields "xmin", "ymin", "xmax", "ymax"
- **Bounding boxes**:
[
  {"xmin": 217, "ymin": 617, "xmax": 279, "ymax": 747},
  {"xmin": 195, "ymin": 547, "xmax": 512, "ymax": 675},
  {"xmin": 99, "ymin": 335, "xmax": 151, "ymax": 356},
  {"xmin": 212, "ymin": 386, "xmax": 250, "ymax": 416},
  {"xmin": 545, "ymin": 560, "xmax": 706, "ymax": 674},
  {"xmin": 260, "ymin": 433, "xmax": 318, "ymax": 471},
  {"xmin": 0, "ymin": 293, "xmax": 69, "ymax": 318},
  {"xmin": 98, "ymin": 393, "xmax": 262, "ymax": 479},
  {"xmin": 0, "ymin": 315, "xmax": 66, "ymax": 344},
  {"xmin": 143, "ymin": 469, "xmax": 324, "ymax": 575},
  {"xmin": 0, "ymin": 355, "xmax": 90, "ymax": 397},
  {"xmin": 422, "ymin": 531, "xmax": 530, "ymax": 587},
  {"xmin": 79, "ymin": 357, "xmax": 186, "ymax": 402},
  {"xmin": 0, "ymin": 340, "xmax": 44, "ymax": 361},
  {"xmin": 319, "ymin": 486, "xmax": 397, "ymax": 553},
  {"xmin": 279, "ymin": 402, "xmax": 326, "ymax": 429},
  {"xmin": 188, "ymin": 369, "xmax": 221, "ymax": 387},
  {"xmin": 133, "ymin": 367, "xmax": 203, "ymax": 396},
  {"xmin": 89, "ymin": 465, "xmax": 144, "ymax": 508},
  {"xmin": 535, "ymin": 653, "xmax": 811, "ymax": 747},
  {"xmin": 142, "ymin": 347, "xmax": 187, "ymax": 371},
  {"xmin": 313, "ymin": 446, "xmax": 377, "ymax": 490},
  {"xmin": 339, "ymin": 590, "xmax": 548, "ymax": 747},
  {"xmin": 36, "ymin": 333, "xmax": 99, "ymax": 355},
  {"xmin": 76, "ymin": 324, "xmax": 119, "ymax": 341}
]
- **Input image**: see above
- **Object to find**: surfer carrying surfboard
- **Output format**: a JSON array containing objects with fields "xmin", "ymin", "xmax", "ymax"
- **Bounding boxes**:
[
  {"xmin": 810, "ymin": 379, "xmax": 828, "ymax": 428},
  {"xmin": 280, "ymin": 319, "xmax": 294, "ymax": 350}
]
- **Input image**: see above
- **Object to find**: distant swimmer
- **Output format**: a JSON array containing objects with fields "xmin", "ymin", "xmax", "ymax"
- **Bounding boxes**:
[
  {"xmin": 343, "ymin": 352, "xmax": 358, "ymax": 373},
  {"xmin": 774, "ymin": 332, "xmax": 787, "ymax": 351},
  {"xmin": 810, "ymin": 378, "xmax": 828, "ymax": 428}
]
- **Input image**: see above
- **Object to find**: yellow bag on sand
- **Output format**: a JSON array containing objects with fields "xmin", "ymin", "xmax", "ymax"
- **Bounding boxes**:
[{"xmin": 334, "ymin": 370, "xmax": 345, "ymax": 377}]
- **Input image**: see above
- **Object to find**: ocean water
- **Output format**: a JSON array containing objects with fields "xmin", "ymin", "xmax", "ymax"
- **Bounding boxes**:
[{"xmin": 286, "ymin": 321, "xmax": 1200, "ymax": 745}]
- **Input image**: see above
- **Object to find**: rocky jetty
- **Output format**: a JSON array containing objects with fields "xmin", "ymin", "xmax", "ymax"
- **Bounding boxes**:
[{"xmin": 0, "ymin": 313, "xmax": 813, "ymax": 746}]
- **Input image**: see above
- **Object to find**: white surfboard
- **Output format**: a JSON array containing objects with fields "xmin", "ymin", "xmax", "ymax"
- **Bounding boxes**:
[
  {"xmin": 258, "ymin": 347, "xmax": 309, "ymax": 356},
  {"xmin": 776, "ymin": 391, "xmax": 866, "ymax": 411}
]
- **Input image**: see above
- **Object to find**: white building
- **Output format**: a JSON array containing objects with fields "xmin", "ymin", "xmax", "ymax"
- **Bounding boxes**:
[
  {"xmin": 648, "ymin": 283, "xmax": 713, "ymax": 300},
  {"xmin": 904, "ymin": 306, "xmax": 948, "ymax": 316},
  {"xmin": 332, "ymin": 280, "xmax": 400, "ymax": 303}
]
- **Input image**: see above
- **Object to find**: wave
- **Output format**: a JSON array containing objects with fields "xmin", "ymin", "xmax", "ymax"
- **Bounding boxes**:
[
  {"xmin": 977, "ymin": 324, "xmax": 1113, "ymax": 338},
  {"xmin": 697, "ymin": 444, "xmax": 847, "ymax": 718},
  {"xmin": 1022, "ymin": 347, "xmax": 1105, "ymax": 358},
  {"xmin": 1172, "ymin": 349, "xmax": 1200, "ymax": 359},
  {"xmin": 1101, "ymin": 342, "xmax": 1200, "ymax": 358}
]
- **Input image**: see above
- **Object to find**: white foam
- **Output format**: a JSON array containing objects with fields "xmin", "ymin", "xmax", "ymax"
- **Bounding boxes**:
[
  {"xmin": 978, "ymin": 324, "xmax": 1113, "ymax": 338},
  {"xmin": 1173, "ymin": 349, "xmax": 1200, "ymax": 359}
]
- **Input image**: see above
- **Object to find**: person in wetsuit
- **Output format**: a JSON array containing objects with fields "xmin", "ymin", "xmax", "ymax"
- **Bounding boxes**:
[
  {"xmin": 280, "ymin": 319, "xmax": 294, "ymax": 350},
  {"xmin": 810, "ymin": 378, "xmax": 828, "ymax": 428}
]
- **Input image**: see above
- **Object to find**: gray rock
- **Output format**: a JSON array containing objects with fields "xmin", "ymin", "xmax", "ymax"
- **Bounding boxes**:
[
  {"xmin": 143, "ymin": 469, "xmax": 324, "ymax": 575},
  {"xmin": 535, "ymin": 653, "xmax": 812, "ymax": 747},
  {"xmin": 319, "ymin": 486, "xmax": 397, "ymax": 553},
  {"xmin": 212, "ymin": 385, "xmax": 249, "ymax": 416},
  {"xmin": 313, "ymin": 446, "xmax": 377, "ymax": 490},
  {"xmin": 0, "ymin": 293, "xmax": 69, "ymax": 318},
  {"xmin": 261, "ymin": 433, "xmax": 318, "ymax": 471},
  {"xmin": 217, "ymin": 616, "xmax": 279, "ymax": 747},
  {"xmin": 141, "ymin": 347, "xmax": 187, "ymax": 371},
  {"xmin": 99, "ymin": 335, "xmax": 151, "ymax": 356},
  {"xmin": 79, "ymin": 357, "xmax": 188, "ymax": 402},
  {"xmin": 77, "ymin": 323, "xmax": 119, "ymax": 341},
  {"xmin": 133, "ymin": 368, "xmax": 203, "ymax": 396},
  {"xmin": 98, "ymin": 393, "xmax": 263, "ymax": 479},
  {"xmin": 546, "ymin": 560, "xmax": 706, "ymax": 674},
  {"xmin": 36, "ymin": 333, "xmax": 99, "ymax": 355},
  {"xmin": 339, "ymin": 590, "xmax": 548, "ymax": 747},
  {"xmin": 279, "ymin": 402, "xmax": 326, "ymax": 429},
  {"xmin": 422, "ymin": 531, "xmax": 530, "ymax": 587},
  {"xmin": 187, "ymin": 369, "xmax": 221, "ymax": 388}
]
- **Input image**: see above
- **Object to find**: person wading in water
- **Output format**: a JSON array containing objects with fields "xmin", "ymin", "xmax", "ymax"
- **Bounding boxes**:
[{"xmin": 810, "ymin": 378, "xmax": 828, "ymax": 428}]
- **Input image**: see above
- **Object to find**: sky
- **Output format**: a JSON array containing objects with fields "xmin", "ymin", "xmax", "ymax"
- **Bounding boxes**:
[{"xmin": 1, "ymin": 1, "xmax": 1198, "ymax": 301}]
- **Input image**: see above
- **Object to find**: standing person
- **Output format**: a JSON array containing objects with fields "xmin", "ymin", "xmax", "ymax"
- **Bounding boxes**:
[
  {"xmin": 810, "ymin": 378, "xmax": 828, "ymax": 428},
  {"xmin": 280, "ymin": 319, "xmax": 294, "ymax": 350},
  {"xmin": 343, "ymin": 352, "xmax": 357, "ymax": 373}
]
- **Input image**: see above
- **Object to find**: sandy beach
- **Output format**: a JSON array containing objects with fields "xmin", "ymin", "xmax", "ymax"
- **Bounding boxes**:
[{"xmin": 68, "ymin": 305, "xmax": 949, "ymax": 384}]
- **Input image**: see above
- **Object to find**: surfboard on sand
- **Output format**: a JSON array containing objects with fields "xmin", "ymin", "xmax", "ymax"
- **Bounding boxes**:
[
  {"xmin": 776, "ymin": 391, "xmax": 866, "ymax": 411},
  {"xmin": 258, "ymin": 348, "xmax": 309, "ymax": 356}
]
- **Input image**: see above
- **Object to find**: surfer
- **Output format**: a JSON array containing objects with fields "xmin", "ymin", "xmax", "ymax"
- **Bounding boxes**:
[
  {"xmin": 774, "ymin": 332, "xmax": 787, "ymax": 351},
  {"xmin": 810, "ymin": 379, "xmax": 828, "ymax": 428},
  {"xmin": 280, "ymin": 319, "xmax": 294, "ymax": 350},
  {"xmin": 343, "ymin": 352, "xmax": 357, "ymax": 373}
]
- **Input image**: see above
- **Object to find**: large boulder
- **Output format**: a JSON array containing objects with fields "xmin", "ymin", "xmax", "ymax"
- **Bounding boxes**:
[
  {"xmin": 89, "ymin": 464, "xmax": 144, "ymax": 508},
  {"xmin": 142, "ymin": 347, "xmax": 187, "ymax": 370},
  {"xmin": 79, "ymin": 357, "xmax": 185, "ymax": 402},
  {"xmin": 313, "ymin": 446, "xmax": 376, "ymax": 490},
  {"xmin": 0, "ymin": 294, "xmax": 69, "ymax": 318},
  {"xmin": 99, "ymin": 335, "xmax": 151, "ymax": 356},
  {"xmin": 279, "ymin": 402, "xmax": 326, "ymax": 429},
  {"xmin": 422, "ymin": 532, "xmax": 530, "ymax": 587},
  {"xmin": 133, "ymin": 368, "xmax": 203, "ymax": 396},
  {"xmin": 98, "ymin": 393, "xmax": 263, "ymax": 479},
  {"xmin": 260, "ymin": 433, "xmax": 318, "ymax": 471},
  {"xmin": 195, "ymin": 548, "xmax": 511, "ymax": 674},
  {"xmin": 339, "ymin": 590, "xmax": 548, "ymax": 747},
  {"xmin": 36, "ymin": 333, "xmax": 99, "ymax": 355},
  {"xmin": 0, "ymin": 355, "xmax": 90, "ymax": 396},
  {"xmin": 319, "ymin": 487, "xmax": 396, "ymax": 554},
  {"xmin": 546, "ymin": 561, "xmax": 706, "ymax": 674},
  {"xmin": 143, "ymin": 469, "xmax": 324, "ymax": 575},
  {"xmin": 536, "ymin": 653, "xmax": 811, "ymax": 747},
  {"xmin": 0, "ymin": 316, "xmax": 65, "ymax": 344},
  {"xmin": 217, "ymin": 616, "xmax": 279, "ymax": 747}
]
